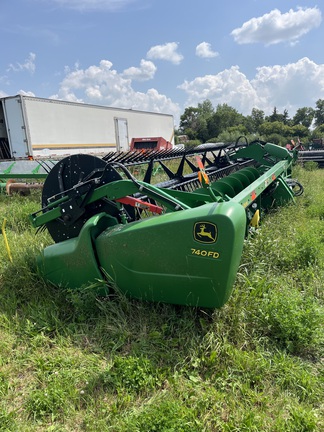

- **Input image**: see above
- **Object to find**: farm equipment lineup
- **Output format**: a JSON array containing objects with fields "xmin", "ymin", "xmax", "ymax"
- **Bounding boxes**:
[{"xmin": 29, "ymin": 140, "xmax": 302, "ymax": 308}]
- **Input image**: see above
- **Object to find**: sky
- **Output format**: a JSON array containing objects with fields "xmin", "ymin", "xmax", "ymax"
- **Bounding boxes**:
[{"xmin": 1, "ymin": 0, "xmax": 323, "ymax": 127}]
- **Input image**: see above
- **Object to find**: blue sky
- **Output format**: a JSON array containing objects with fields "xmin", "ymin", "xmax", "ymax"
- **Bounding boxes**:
[{"xmin": 1, "ymin": 0, "xmax": 323, "ymax": 126}]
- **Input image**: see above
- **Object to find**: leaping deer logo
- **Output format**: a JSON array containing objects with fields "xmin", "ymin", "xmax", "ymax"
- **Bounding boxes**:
[{"xmin": 194, "ymin": 222, "xmax": 217, "ymax": 243}]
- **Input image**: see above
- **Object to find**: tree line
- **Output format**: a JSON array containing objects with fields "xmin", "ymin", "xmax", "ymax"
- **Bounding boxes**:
[{"xmin": 176, "ymin": 99, "xmax": 324, "ymax": 147}]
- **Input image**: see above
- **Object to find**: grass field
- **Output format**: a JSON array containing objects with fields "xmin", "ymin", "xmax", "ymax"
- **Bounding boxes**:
[{"xmin": 0, "ymin": 165, "xmax": 323, "ymax": 431}]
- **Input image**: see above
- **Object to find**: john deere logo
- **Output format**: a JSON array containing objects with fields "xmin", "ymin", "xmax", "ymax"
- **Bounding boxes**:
[{"xmin": 194, "ymin": 222, "xmax": 217, "ymax": 244}]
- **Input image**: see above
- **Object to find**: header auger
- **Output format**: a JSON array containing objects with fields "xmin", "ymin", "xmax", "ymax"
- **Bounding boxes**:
[{"xmin": 30, "ymin": 140, "xmax": 302, "ymax": 308}]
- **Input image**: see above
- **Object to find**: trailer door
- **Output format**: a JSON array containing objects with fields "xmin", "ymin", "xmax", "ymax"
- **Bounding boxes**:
[
  {"xmin": 3, "ymin": 97, "xmax": 29, "ymax": 158},
  {"xmin": 114, "ymin": 118, "xmax": 129, "ymax": 151}
]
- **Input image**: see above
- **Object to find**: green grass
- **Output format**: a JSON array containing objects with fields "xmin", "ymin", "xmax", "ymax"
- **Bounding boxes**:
[{"xmin": 0, "ymin": 166, "xmax": 323, "ymax": 431}]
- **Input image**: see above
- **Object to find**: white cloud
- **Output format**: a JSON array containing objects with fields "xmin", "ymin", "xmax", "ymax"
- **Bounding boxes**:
[
  {"xmin": 178, "ymin": 66, "xmax": 261, "ymax": 115},
  {"xmin": 178, "ymin": 58, "xmax": 324, "ymax": 116},
  {"xmin": 252, "ymin": 57, "xmax": 324, "ymax": 111},
  {"xmin": 49, "ymin": 57, "xmax": 324, "ymax": 127},
  {"xmin": 195, "ymin": 42, "xmax": 219, "ymax": 59},
  {"xmin": 46, "ymin": 0, "xmax": 139, "ymax": 12},
  {"xmin": 122, "ymin": 59, "xmax": 157, "ymax": 81},
  {"xmin": 51, "ymin": 59, "xmax": 180, "ymax": 119},
  {"xmin": 17, "ymin": 90, "xmax": 36, "ymax": 97},
  {"xmin": 147, "ymin": 42, "xmax": 184, "ymax": 65},
  {"xmin": 231, "ymin": 7, "xmax": 322, "ymax": 46},
  {"xmin": 0, "ymin": 89, "xmax": 36, "ymax": 98},
  {"xmin": 7, "ymin": 52, "xmax": 36, "ymax": 75}
]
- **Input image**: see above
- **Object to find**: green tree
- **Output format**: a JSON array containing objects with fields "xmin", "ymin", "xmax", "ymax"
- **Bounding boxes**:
[
  {"xmin": 196, "ymin": 117, "xmax": 209, "ymax": 143},
  {"xmin": 282, "ymin": 109, "xmax": 290, "ymax": 125},
  {"xmin": 266, "ymin": 107, "xmax": 281, "ymax": 123},
  {"xmin": 290, "ymin": 124, "xmax": 310, "ymax": 139},
  {"xmin": 292, "ymin": 107, "xmax": 315, "ymax": 128},
  {"xmin": 251, "ymin": 108, "xmax": 265, "ymax": 130},
  {"xmin": 264, "ymin": 133, "xmax": 287, "ymax": 146},
  {"xmin": 207, "ymin": 104, "xmax": 244, "ymax": 139},
  {"xmin": 197, "ymin": 99, "xmax": 214, "ymax": 119},
  {"xmin": 215, "ymin": 125, "xmax": 249, "ymax": 144},
  {"xmin": 266, "ymin": 107, "xmax": 290, "ymax": 124},
  {"xmin": 314, "ymin": 99, "xmax": 324, "ymax": 127},
  {"xmin": 244, "ymin": 108, "xmax": 265, "ymax": 133},
  {"xmin": 259, "ymin": 121, "xmax": 290, "ymax": 137},
  {"xmin": 179, "ymin": 107, "xmax": 200, "ymax": 139},
  {"xmin": 311, "ymin": 124, "xmax": 324, "ymax": 139},
  {"xmin": 179, "ymin": 100, "xmax": 215, "ymax": 142}
]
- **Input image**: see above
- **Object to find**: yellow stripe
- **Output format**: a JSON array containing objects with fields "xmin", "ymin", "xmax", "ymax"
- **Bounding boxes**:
[{"xmin": 32, "ymin": 143, "xmax": 116, "ymax": 149}]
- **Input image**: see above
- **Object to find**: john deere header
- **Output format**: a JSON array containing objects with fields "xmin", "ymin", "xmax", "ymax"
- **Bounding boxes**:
[{"xmin": 30, "ymin": 140, "xmax": 302, "ymax": 308}]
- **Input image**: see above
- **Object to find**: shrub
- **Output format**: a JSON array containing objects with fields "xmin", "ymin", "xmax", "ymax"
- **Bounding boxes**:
[
  {"xmin": 256, "ymin": 286, "xmax": 322, "ymax": 355},
  {"xmin": 304, "ymin": 161, "xmax": 319, "ymax": 171},
  {"xmin": 97, "ymin": 356, "xmax": 161, "ymax": 395}
]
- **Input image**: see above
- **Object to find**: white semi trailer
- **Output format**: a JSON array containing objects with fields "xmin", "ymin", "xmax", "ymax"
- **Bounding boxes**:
[{"xmin": 0, "ymin": 95, "xmax": 175, "ymax": 160}]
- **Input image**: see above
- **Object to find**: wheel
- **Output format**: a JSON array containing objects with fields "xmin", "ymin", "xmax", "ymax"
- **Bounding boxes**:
[{"xmin": 41, "ymin": 154, "xmax": 123, "ymax": 242}]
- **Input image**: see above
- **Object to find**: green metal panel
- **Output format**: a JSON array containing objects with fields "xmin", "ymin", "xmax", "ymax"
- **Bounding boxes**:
[
  {"xmin": 95, "ymin": 201, "xmax": 246, "ymax": 308},
  {"xmin": 37, "ymin": 202, "xmax": 246, "ymax": 308},
  {"xmin": 264, "ymin": 143, "xmax": 291, "ymax": 160},
  {"xmin": 232, "ymin": 160, "xmax": 295, "ymax": 209},
  {"xmin": 37, "ymin": 213, "xmax": 116, "ymax": 292}
]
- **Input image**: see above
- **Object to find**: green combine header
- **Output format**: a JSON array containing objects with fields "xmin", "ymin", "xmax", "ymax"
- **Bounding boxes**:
[{"xmin": 30, "ymin": 140, "xmax": 302, "ymax": 308}]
